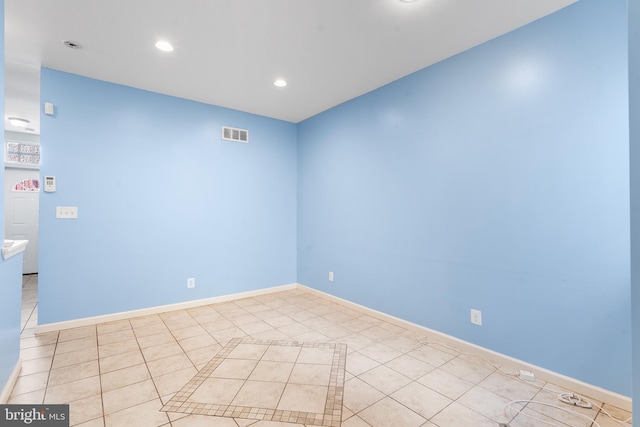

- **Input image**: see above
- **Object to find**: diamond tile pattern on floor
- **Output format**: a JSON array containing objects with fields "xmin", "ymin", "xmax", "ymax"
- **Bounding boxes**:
[
  {"xmin": 162, "ymin": 338, "xmax": 346, "ymax": 426},
  {"xmin": 9, "ymin": 274, "xmax": 634, "ymax": 427}
]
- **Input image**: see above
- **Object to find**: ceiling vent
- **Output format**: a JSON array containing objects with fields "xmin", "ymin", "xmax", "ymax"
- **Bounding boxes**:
[{"xmin": 222, "ymin": 126, "xmax": 249, "ymax": 143}]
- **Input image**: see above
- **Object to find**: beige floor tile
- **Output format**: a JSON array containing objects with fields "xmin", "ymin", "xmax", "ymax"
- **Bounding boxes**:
[
  {"xmin": 58, "ymin": 326, "xmax": 97, "ymax": 343},
  {"xmin": 381, "ymin": 335, "xmax": 419, "ymax": 353},
  {"xmin": 358, "ymin": 342, "xmax": 404, "ymax": 364},
  {"xmin": 407, "ymin": 345, "xmax": 457, "ymax": 367},
  {"xmin": 277, "ymin": 322, "xmax": 313, "ymax": 338},
  {"xmin": 97, "ymin": 320, "xmax": 132, "ymax": 335},
  {"xmin": 130, "ymin": 314, "xmax": 163, "ymax": 328},
  {"xmin": 227, "ymin": 343, "xmax": 268, "ymax": 360},
  {"xmin": 251, "ymin": 329, "xmax": 290, "ymax": 341},
  {"xmin": 152, "ymin": 366, "xmax": 197, "ymax": 396},
  {"xmin": 417, "ymin": 368, "xmax": 475, "ymax": 400},
  {"xmin": 97, "ymin": 329, "xmax": 136, "ymax": 346},
  {"xmin": 430, "ymin": 401, "xmax": 497, "ymax": 427},
  {"xmin": 186, "ymin": 345, "xmax": 221, "ymax": 365},
  {"xmin": 345, "ymin": 351, "xmax": 380, "ymax": 376},
  {"xmin": 11, "ymin": 371, "xmax": 49, "ymax": 395},
  {"xmin": 457, "ymin": 386, "xmax": 514, "ymax": 424},
  {"xmin": 177, "ymin": 334, "xmax": 217, "ymax": 352},
  {"xmin": 132, "ymin": 323, "xmax": 170, "ymax": 338},
  {"xmin": 100, "ymin": 363, "xmax": 151, "ymax": 392},
  {"xmin": 165, "ymin": 318, "xmax": 199, "ymax": 331},
  {"xmin": 384, "ymin": 354, "xmax": 435, "ymax": 380},
  {"xmin": 262, "ymin": 344, "xmax": 301, "ymax": 362},
  {"xmin": 102, "ymin": 379, "xmax": 159, "ymax": 414},
  {"xmin": 171, "ymin": 324, "xmax": 208, "ymax": 341},
  {"xmin": 56, "ymin": 337, "xmax": 98, "ymax": 355},
  {"xmin": 264, "ymin": 315, "xmax": 296, "ymax": 329},
  {"xmin": 20, "ymin": 333, "xmax": 59, "ymax": 349},
  {"xmin": 339, "ymin": 333, "xmax": 377, "ymax": 351},
  {"xmin": 277, "ymin": 383, "xmax": 327, "ymax": 413},
  {"xmin": 98, "ymin": 339, "xmax": 140, "ymax": 358},
  {"xmin": 21, "ymin": 344, "xmax": 56, "ymax": 361},
  {"xmin": 45, "ymin": 376, "xmax": 101, "ymax": 404},
  {"xmin": 291, "ymin": 331, "xmax": 332, "ymax": 343},
  {"xmin": 298, "ymin": 347, "xmax": 335, "ymax": 365},
  {"xmin": 136, "ymin": 331, "xmax": 176, "ymax": 349},
  {"xmin": 141, "ymin": 341, "xmax": 184, "ymax": 361},
  {"xmin": 508, "ymin": 405, "xmax": 569, "ymax": 427},
  {"xmin": 358, "ymin": 396, "xmax": 426, "ymax": 427},
  {"xmin": 343, "ymin": 377, "xmax": 385, "ymax": 413},
  {"xmin": 211, "ymin": 358, "xmax": 258, "ymax": 380},
  {"xmin": 146, "ymin": 352, "xmax": 193, "ymax": 378},
  {"xmin": 288, "ymin": 363, "xmax": 331, "ymax": 386},
  {"xmin": 342, "ymin": 415, "xmax": 371, "ymax": 427},
  {"xmin": 596, "ymin": 404, "xmax": 633, "ymax": 427},
  {"xmin": 239, "ymin": 321, "xmax": 275, "ymax": 335},
  {"xmin": 171, "ymin": 414, "xmax": 238, "ymax": 427},
  {"xmin": 74, "ymin": 417, "xmax": 105, "ymax": 427},
  {"xmin": 230, "ymin": 380, "xmax": 286, "ymax": 408},
  {"xmin": 477, "ymin": 371, "xmax": 540, "ymax": 401},
  {"xmin": 358, "ymin": 365, "xmax": 412, "ymax": 395},
  {"xmin": 52, "ymin": 346, "xmax": 99, "ymax": 370},
  {"xmin": 69, "ymin": 394, "xmax": 103, "ymax": 426},
  {"xmin": 189, "ymin": 377, "xmax": 244, "ymax": 404},
  {"xmin": 105, "ymin": 398, "xmax": 169, "ymax": 427},
  {"xmin": 390, "ymin": 381, "xmax": 453, "ymax": 419},
  {"xmin": 206, "ymin": 326, "xmax": 247, "ymax": 343},
  {"xmin": 440, "ymin": 354, "xmax": 496, "ymax": 384},
  {"xmin": 99, "ymin": 350, "xmax": 145, "ymax": 373},
  {"xmin": 20, "ymin": 358, "xmax": 50, "ymax": 377},
  {"xmin": 248, "ymin": 360, "xmax": 294, "ymax": 382},
  {"xmin": 48, "ymin": 360, "xmax": 100, "ymax": 387},
  {"xmin": 229, "ymin": 313, "xmax": 264, "ymax": 327},
  {"xmin": 8, "ymin": 386, "xmax": 45, "ymax": 404}
]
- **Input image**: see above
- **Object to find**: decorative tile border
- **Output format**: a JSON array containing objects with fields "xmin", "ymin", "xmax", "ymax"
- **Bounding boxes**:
[{"xmin": 161, "ymin": 338, "xmax": 346, "ymax": 426}]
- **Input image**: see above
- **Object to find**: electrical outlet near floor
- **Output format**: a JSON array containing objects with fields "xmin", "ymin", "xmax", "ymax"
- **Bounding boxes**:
[
  {"xmin": 329, "ymin": 271, "xmax": 334, "ymax": 282},
  {"xmin": 187, "ymin": 277, "xmax": 195, "ymax": 289},
  {"xmin": 470, "ymin": 309, "xmax": 482, "ymax": 326}
]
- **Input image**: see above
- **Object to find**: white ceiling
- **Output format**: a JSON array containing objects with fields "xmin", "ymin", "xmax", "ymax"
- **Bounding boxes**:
[{"xmin": 5, "ymin": 0, "xmax": 577, "ymax": 134}]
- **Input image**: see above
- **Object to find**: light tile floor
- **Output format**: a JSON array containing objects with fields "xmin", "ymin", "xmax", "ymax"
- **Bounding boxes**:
[{"xmin": 10, "ymin": 274, "xmax": 633, "ymax": 427}]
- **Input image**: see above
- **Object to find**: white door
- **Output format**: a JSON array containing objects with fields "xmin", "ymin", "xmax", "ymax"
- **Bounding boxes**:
[{"xmin": 4, "ymin": 168, "xmax": 39, "ymax": 274}]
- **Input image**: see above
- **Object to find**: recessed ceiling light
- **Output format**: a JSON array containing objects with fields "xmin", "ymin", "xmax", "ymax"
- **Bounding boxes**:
[
  {"xmin": 274, "ymin": 79, "xmax": 287, "ymax": 87},
  {"xmin": 399, "ymin": 0, "xmax": 418, "ymax": 2},
  {"xmin": 7, "ymin": 117, "xmax": 30, "ymax": 128},
  {"xmin": 155, "ymin": 40, "xmax": 174, "ymax": 52},
  {"xmin": 63, "ymin": 40, "xmax": 81, "ymax": 49}
]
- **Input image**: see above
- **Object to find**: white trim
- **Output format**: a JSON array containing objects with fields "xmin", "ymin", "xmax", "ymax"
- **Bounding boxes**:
[
  {"xmin": 0, "ymin": 358, "xmax": 22, "ymax": 404},
  {"xmin": 35, "ymin": 283, "xmax": 298, "ymax": 334},
  {"xmin": 296, "ymin": 284, "xmax": 633, "ymax": 412},
  {"xmin": 2, "ymin": 240, "xmax": 28, "ymax": 260},
  {"xmin": 31, "ymin": 281, "xmax": 632, "ymax": 411}
]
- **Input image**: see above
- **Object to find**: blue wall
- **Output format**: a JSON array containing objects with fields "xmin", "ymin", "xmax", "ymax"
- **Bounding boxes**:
[
  {"xmin": 0, "ymin": 0, "xmax": 23, "ymax": 397},
  {"xmin": 298, "ymin": 0, "xmax": 630, "ymax": 395},
  {"xmin": 629, "ymin": 0, "xmax": 640, "ymax": 417},
  {"xmin": 39, "ymin": 69, "xmax": 297, "ymax": 323}
]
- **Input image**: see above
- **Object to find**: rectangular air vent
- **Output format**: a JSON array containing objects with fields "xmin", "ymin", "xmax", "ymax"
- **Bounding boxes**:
[{"xmin": 222, "ymin": 126, "xmax": 249, "ymax": 143}]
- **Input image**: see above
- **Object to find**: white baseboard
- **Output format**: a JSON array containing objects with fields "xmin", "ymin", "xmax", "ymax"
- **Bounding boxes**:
[
  {"xmin": 35, "ymin": 283, "xmax": 298, "ymax": 334},
  {"xmin": 0, "ymin": 358, "xmax": 22, "ymax": 404},
  {"xmin": 297, "ymin": 284, "xmax": 633, "ymax": 412},
  {"xmin": 32, "ymin": 281, "xmax": 632, "ymax": 412}
]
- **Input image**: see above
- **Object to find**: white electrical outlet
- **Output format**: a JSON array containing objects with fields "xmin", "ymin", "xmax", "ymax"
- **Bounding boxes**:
[
  {"xmin": 187, "ymin": 278, "xmax": 195, "ymax": 288},
  {"xmin": 329, "ymin": 271, "xmax": 334, "ymax": 282},
  {"xmin": 470, "ymin": 309, "xmax": 482, "ymax": 326}
]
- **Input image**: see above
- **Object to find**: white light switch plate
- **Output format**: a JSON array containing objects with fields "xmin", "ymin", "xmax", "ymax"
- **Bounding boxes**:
[{"xmin": 56, "ymin": 206, "xmax": 78, "ymax": 219}]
